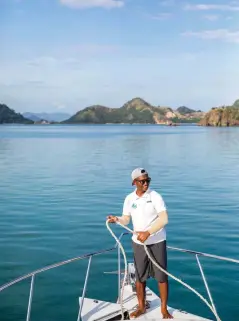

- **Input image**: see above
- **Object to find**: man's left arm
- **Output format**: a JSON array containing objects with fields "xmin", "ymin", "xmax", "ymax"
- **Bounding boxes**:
[
  {"xmin": 148, "ymin": 191, "xmax": 168, "ymax": 234},
  {"xmin": 148, "ymin": 210, "xmax": 168, "ymax": 235}
]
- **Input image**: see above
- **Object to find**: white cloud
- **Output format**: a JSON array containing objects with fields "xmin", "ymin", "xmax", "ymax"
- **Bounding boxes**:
[
  {"xmin": 203, "ymin": 14, "xmax": 220, "ymax": 21},
  {"xmin": 150, "ymin": 13, "xmax": 172, "ymax": 20},
  {"xmin": 60, "ymin": 0, "xmax": 124, "ymax": 9},
  {"xmin": 159, "ymin": 0, "xmax": 175, "ymax": 6},
  {"xmin": 27, "ymin": 56, "xmax": 58, "ymax": 67},
  {"xmin": 1, "ymin": 46, "xmax": 239, "ymax": 113},
  {"xmin": 184, "ymin": 4, "xmax": 239, "ymax": 11},
  {"xmin": 52, "ymin": 102, "xmax": 66, "ymax": 110},
  {"xmin": 182, "ymin": 29, "xmax": 239, "ymax": 43},
  {"xmin": 73, "ymin": 44, "xmax": 119, "ymax": 54}
]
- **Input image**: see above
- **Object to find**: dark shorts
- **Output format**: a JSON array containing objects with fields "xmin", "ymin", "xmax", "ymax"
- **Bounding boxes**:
[{"xmin": 132, "ymin": 240, "xmax": 168, "ymax": 283}]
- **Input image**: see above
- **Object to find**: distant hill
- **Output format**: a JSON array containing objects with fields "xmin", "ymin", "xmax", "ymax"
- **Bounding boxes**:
[
  {"xmin": 23, "ymin": 112, "xmax": 41, "ymax": 122},
  {"xmin": 176, "ymin": 106, "xmax": 198, "ymax": 115},
  {"xmin": 0, "ymin": 99, "xmax": 206, "ymax": 125},
  {"xmin": 23, "ymin": 112, "xmax": 71, "ymax": 122},
  {"xmin": 199, "ymin": 99, "xmax": 239, "ymax": 127},
  {"xmin": 0, "ymin": 104, "xmax": 33, "ymax": 124},
  {"xmin": 63, "ymin": 98, "xmax": 205, "ymax": 124}
]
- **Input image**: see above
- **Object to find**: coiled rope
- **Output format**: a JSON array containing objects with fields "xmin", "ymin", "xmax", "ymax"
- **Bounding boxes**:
[{"xmin": 106, "ymin": 219, "xmax": 221, "ymax": 321}]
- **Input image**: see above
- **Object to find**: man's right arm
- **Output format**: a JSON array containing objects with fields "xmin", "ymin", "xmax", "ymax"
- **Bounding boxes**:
[
  {"xmin": 107, "ymin": 215, "xmax": 130, "ymax": 225},
  {"xmin": 107, "ymin": 196, "xmax": 131, "ymax": 225},
  {"xmin": 118, "ymin": 215, "xmax": 131, "ymax": 225}
]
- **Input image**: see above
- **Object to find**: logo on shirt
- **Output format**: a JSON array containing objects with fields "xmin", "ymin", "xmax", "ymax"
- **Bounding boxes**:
[{"xmin": 132, "ymin": 203, "xmax": 137, "ymax": 209}]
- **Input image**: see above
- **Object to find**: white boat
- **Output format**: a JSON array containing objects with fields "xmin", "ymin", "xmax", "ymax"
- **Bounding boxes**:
[
  {"xmin": 0, "ymin": 230, "xmax": 238, "ymax": 321},
  {"xmin": 80, "ymin": 261, "xmax": 212, "ymax": 321}
]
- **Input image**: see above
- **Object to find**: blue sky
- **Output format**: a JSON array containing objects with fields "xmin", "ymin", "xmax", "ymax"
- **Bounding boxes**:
[{"xmin": 0, "ymin": 0, "xmax": 239, "ymax": 113}]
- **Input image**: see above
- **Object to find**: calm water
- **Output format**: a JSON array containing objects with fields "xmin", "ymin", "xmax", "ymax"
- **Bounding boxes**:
[{"xmin": 0, "ymin": 124, "xmax": 238, "ymax": 321}]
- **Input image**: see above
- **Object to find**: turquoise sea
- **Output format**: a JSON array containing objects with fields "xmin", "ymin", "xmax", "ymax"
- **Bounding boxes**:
[{"xmin": 0, "ymin": 124, "xmax": 238, "ymax": 321}]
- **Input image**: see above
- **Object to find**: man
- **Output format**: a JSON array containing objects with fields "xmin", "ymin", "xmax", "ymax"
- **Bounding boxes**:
[{"xmin": 107, "ymin": 168, "xmax": 173, "ymax": 319}]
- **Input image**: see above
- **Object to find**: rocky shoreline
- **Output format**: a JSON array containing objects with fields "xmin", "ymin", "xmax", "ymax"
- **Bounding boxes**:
[{"xmin": 198, "ymin": 100, "xmax": 239, "ymax": 127}]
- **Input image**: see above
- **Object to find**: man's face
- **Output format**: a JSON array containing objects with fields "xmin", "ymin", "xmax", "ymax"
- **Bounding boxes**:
[{"xmin": 134, "ymin": 174, "xmax": 151, "ymax": 192}]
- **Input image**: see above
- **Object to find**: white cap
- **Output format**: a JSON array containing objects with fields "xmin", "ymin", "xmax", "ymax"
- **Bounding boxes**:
[{"xmin": 131, "ymin": 168, "xmax": 148, "ymax": 181}]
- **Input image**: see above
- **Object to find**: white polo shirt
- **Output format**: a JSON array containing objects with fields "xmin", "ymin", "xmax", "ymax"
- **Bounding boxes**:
[{"xmin": 122, "ymin": 188, "xmax": 167, "ymax": 245}]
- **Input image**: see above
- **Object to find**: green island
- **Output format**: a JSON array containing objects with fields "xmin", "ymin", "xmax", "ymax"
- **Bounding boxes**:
[
  {"xmin": 1, "ymin": 98, "xmax": 239, "ymax": 126},
  {"xmin": 0, "ymin": 104, "xmax": 33, "ymax": 124}
]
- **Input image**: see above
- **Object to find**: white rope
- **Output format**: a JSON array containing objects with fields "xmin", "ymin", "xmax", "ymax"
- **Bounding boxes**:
[
  {"xmin": 106, "ymin": 220, "xmax": 128, "ymax": 320},
  {"xmin": 106, "ymin": 220, "xmax": 221, "ymax": 321}
]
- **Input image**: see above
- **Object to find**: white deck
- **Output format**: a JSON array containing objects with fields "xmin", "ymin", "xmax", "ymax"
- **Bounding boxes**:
[
  {"xmin": 80, "ymin": 283, "xmax": 212, "ymax": 321},
  {"xmin": 122, "ymin": 284, "xmax": 211, "ymax": 320}
]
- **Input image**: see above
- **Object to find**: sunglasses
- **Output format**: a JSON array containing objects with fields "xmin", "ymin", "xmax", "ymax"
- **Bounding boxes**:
[{"xmin": 136, "ymin": 178, "xmax": 151, "ymax": 185}]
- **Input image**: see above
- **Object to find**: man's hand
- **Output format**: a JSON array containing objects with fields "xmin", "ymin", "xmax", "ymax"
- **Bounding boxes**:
[
  {"xmin": 136, "ymin": 231, "xmax": 150, "ymax": 243},
  {"xmin": 107, "ymin": 215, "xmax": 118, "ymax": 223}
]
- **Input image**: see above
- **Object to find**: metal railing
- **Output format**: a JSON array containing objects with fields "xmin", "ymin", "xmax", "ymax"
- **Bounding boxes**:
[
  {"xmin": 0, "ymin": 232, "xmax": 129, "ymax": 321},
  {"xmin": 167, "ymin": 245, "xmax": 239, "ymax": 319},
  {"xmin": 0, "ymin": 232, "xmax": 239, "ymax": 321}
]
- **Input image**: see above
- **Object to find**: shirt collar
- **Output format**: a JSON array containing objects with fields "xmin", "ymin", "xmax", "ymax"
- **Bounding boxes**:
[{"xmin": 133, "ymin": 188, "xmax": 151, "ymax": 200}]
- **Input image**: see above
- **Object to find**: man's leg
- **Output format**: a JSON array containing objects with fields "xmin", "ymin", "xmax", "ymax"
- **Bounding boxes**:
[
  {"xmin": 149, "ymin": 241, "xmax": 173, "ymax": 319},
  {"xmin": 130, "ymin": 242, "xmax": 149, "ymax": 318},
  {"xmin": 130, "ymin": 281, "xmax": 146, "ymax": 318},
  {"xmin": 158, "ymin": 281, "xmax": 173, "ymax": 319},
  {"xmin": 135, "ymin": 281, "xmax": 146, "ymax": 310}
]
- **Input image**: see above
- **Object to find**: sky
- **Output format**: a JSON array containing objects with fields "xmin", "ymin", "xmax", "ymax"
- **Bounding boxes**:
[{"xmin": 0, "ymin": 0, "xmax": 239, "ymax": 114}]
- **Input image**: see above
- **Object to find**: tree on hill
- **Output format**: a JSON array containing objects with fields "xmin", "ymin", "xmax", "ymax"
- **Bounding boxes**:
[
  {"xmin": 176, "ymin": 106, "xmax": 196, "ymax": 115},
  {"xmin": 0, "ymin": 104, "xmax": 33, "ymax": 124}
]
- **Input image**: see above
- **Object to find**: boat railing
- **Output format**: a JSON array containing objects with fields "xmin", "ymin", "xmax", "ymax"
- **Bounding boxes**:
[{"xmin": 0, "ymin": 232, "xmax": 239, "ymax": 321}]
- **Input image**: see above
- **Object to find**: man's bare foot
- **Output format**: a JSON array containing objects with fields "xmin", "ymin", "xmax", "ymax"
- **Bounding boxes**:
[
  {"xmin": 130, "ymin": 308, "xmax": 146, "ymax": 319},
  {"xmin": 161, "ymin": 308, "xmax": 173, "ymax": 319},
  {"xmin": 135, "ymin": 301, "xmax": 150, "ymax": 310}
]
